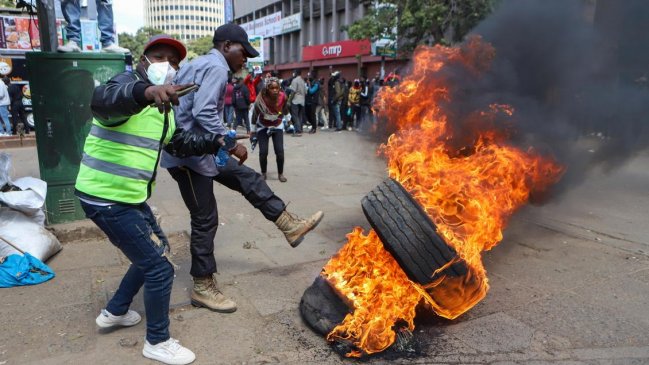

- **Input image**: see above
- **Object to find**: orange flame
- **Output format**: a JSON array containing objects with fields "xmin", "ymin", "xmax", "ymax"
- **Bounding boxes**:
[{"xmin": 322, "ymin": 37, "xmax": 564, "ymax": 357}]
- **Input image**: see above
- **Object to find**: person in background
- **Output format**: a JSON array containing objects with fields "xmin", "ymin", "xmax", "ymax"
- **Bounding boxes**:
[
  {"xmin": 385, "ymin": 69, "xmax": 401, "ymax": 87},
  {"xmin": 224, "ymin": 77, "xmax": 235, "ymax": 128},
  {"xmin": 0, "ymin": 77, "xmax": 11, "ymax": 136},
  {"xmin": 305, "ymin": 72, "xmax": 320, "ymax": 134},
  {"xmin": 232, "ymin": 77, "xmax": 251, "ymax": 133},
  {"xmin": 7, "ymin": 78, "xmax": 29, "ymax": 135},
  {"xmin": 160, "ymin": 23, "xmax": 324, "ymax": 316},
  {"xmin": 359, "ymin": 77, "xmax": 372, "ymax": 131},
  {"xmin": 251, "ymin": 77, "xmax": 289, "ymax": 182},
  {"xmin": 58, "ymin": 0, "xmax": 129, "ymax": 53},
  {"xmin": 340, "ymin": 78, "xmax": 351, "ymax": 130},
  {"xmin": 348, "ymin": 79, "xmax": 362, "ymax": 130},
  {"xmin": 76, "ymin": 34, "xmax": 228, "ymax": 365},
  {"xmin": 316, "ymin": 77, "xmax": 327, "ymax": 130},
  {"xmin": 253, "ymin": 69, "xmax": 265, "ymax": 95},
  {"xmin": 243, "ymin": 72, "xmax": 258, "ymax": 104},
  {"xmin": 328, "ymin": 71, "xmax": 343, "ymax": 131},
  {"xmin": 288, "ymin": 69, "xmax": 306, "ymax": 136}
]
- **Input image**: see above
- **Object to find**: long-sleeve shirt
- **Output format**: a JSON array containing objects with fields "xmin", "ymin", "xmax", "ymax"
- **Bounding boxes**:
[
  {"xmin": 160, "ymin": 48, "xmax": 229, "ymax": 177},
  {"xmin": 289, "ymin": 75, "xmax": 306, "ymax": 105},
  {"xmin": 0, "ymin": 83, "xmax": 10, "ymax": 106}
]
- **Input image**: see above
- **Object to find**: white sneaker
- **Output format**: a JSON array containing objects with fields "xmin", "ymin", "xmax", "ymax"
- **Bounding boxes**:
[
  {"xmin": 143, "ymin": 338, "xmax": 196, "ymax": 365},
  {"xmin": 95, "ymin": 309, "xmax": 141, "ymax": 328},
  {"xmin": 57, "ymin": 40, "xmax": 81, "ymax": 52},
  {"xmin": 102, "ymin": 43, "xmax": 130, "ymax": 54}
]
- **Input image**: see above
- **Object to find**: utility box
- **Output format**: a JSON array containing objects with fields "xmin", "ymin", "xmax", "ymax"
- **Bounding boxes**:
[{"xmin": 26, "ymin": 52, "xmax": 125, "ymax": 225}]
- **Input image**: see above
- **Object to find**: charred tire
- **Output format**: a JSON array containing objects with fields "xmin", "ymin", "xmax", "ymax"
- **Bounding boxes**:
[
  {"xmin": 361, "ymin": 178, "xmax": 467, "ymax": 285},
  {"xmin": 300, "ymin": 276, "xmax": 350, "ymax": 336}
]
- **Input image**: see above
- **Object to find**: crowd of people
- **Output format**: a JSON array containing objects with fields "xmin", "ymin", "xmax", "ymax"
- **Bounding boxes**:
[{"xmin": 222, "ymin": 68, "xmax": 401, "ymax": 137}]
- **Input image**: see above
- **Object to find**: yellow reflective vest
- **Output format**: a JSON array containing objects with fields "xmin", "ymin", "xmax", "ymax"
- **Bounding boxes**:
[{"xmin": 75, "ymin": 107, "xmax": 175, "ymax": 204}]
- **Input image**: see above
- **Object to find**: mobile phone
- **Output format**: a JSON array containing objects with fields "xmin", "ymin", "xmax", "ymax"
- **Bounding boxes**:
[{"xmin": 177, "ymin": 84, "xmax": 199, "ymax": 97}]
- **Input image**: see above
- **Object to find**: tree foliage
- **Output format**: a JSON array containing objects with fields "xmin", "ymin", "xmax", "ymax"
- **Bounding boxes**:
[
  {"xmin": 118, "ymin": 27, "xmax": 166, "ymax": 62},
  {"xmin": 186, "ymin": 36, "xmax": 213, "ymax": 60},
  {"xmin": 0, "ymin": 0, "xmax": 16, "ymax": 8},
  {"xmin": 345, "ymin": 0, "xmax": 498, "ymax": 52}
]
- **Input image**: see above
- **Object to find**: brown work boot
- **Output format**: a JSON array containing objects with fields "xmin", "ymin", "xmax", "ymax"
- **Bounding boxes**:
[
  {"xmin": 274, "ymin": 209, "xmax": 324, "ymax": 247},
  {"xmin": 191, "ymin": 276, "xmax": 237, "ymax": 313}
]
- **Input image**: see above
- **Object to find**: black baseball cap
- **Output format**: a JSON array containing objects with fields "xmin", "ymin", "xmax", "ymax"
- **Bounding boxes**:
[
  {"xmin": 144, "ymin": 34, "xmax": 187, "ymax": 60},
  {"xmin": 213, "ymin": 23, "xmax": 260, "ymax": 58}
]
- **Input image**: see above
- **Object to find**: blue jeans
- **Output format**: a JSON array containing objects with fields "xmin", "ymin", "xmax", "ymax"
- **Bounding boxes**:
[
  {"xmin": 333, "ymin": 102, "xmax": 342, "ymax": 130},
  {"xmin": 0, "ymin": 105, "xmax": 10, "ymax": 134},
  {"xmin": 224, "ymin": 105, "xmax": 234, "ymax": 127},
  {"xmin": 61, "ymin": 0, "xmax": 115, "ymax": 46},
  {"xmin": 80, "ymin": 201, "xmax": 173, "ymax": 345}
]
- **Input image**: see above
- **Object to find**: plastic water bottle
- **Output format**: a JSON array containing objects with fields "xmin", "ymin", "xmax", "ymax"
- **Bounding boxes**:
[{"xmin": 214, "ymin": 130, "xmax": 237, "ymax": 167}]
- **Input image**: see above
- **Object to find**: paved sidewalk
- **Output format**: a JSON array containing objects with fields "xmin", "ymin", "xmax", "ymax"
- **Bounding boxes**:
[{"xmin": 1, "ymin": 131, "xmax": 649, "ymax": 365}]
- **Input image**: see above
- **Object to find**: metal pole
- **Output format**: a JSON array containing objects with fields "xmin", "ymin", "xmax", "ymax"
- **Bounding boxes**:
[{"xmin": 36, "ymin": 0, "xmax": 59, "ymax": 52}]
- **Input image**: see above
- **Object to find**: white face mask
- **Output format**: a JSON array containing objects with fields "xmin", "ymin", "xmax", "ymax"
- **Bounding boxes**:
[{"xmin": 145, "ymin": 56, "xmax": 177, "ymax": 85}]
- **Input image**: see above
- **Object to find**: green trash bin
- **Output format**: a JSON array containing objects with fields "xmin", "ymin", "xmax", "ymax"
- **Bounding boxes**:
[{"xmin": 26, "ymin": 52, "xmax": 125, "ymax": 225}]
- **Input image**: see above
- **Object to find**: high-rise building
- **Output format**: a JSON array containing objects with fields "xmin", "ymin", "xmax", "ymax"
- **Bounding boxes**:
[
  {"xmin": 144, "ymin": 0, "xmax": 225, "ymax": 43},
  {"xmin": 234, "ymin": 0, "xmax": 405, "ymax": 80}
]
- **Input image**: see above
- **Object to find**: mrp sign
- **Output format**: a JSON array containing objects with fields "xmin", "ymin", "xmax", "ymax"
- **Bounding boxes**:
[{"xmin": 302, "ymin": 39, "xmax": 371, "ymax": 61}]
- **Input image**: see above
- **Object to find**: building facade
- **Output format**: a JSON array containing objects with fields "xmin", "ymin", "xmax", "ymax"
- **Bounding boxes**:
[
  {"xmin": 234, "ymin": 0, "xmax": 406, "ymax": 80},
  {"xmin": 145, "ymin": 0, "xmax": 225, "ymax": 42}
]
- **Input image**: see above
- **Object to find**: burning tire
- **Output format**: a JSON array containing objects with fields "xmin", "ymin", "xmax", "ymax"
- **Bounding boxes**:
[
  {"xmin": 299, "ymin": 276, "xmax": 350, "ymax": 336},
  {"xmin": 361, "ymin": 178, "xmax": 467, "ymax": 285}
]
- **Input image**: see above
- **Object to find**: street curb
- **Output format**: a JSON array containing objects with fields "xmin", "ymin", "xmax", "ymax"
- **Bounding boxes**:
[
  {"xmin": 46, "ymin": 219, "xmax": 190, "ymax": 244},
  {"xmin": 47, "ymin": 220, "xmax": 107, "ymax": 243},
  {"xmin": 0, "ymin": 135, "xmax": 36, "ymax": 149}
]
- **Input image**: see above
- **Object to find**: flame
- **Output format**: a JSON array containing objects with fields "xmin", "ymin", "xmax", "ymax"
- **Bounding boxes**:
[{"xmin": 322, "ymin": 37, "xmax": 564, "ymax": 357}]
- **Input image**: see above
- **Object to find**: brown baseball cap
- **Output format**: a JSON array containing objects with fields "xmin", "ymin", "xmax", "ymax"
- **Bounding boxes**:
[
  {"xmin": 143, "ymin": 34, "xmax": 187, "ymax": 60},
  {"xmin": 212, "ymin": 23, "xmax": 260, "ymax": 58}
]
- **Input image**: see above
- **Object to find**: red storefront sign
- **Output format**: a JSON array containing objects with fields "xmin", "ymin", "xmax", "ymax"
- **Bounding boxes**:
[{"xmin": 302, "ymin": 39, "xmax": 371, "ymax": 61}]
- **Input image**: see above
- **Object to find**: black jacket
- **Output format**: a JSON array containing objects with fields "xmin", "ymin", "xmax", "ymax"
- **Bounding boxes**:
[
  {"xmin": 8, "ymin": 83, "xmax": 23, "ymax": 106},
  {"xmin": 90, "ymin": 70, "xmax": 223, "ymax": 158},
  {"xmin": 232, "ymin": 83, "xmax": 250, "ymax": 109}
]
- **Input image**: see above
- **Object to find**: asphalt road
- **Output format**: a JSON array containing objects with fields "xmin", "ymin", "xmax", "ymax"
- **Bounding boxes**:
[{"xmin": 1, "ymin": 130, "xmax": 648, "ymax": 365}]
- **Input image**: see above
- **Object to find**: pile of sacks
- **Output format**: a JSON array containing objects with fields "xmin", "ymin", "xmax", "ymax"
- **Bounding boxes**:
[{"xmin": 0, "ymin": 152, "xmax": 61, "ymax": 287}]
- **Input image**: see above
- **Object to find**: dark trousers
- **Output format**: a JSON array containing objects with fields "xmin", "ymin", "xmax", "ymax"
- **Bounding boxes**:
[
  {"xmin": 10, "ymin": 103, "xmax": 29, "ymax": 134},
  {"xmin": 233, "ymin": 107, "xmax": 250, "ymax": 133},
  {"xmin": 257, "ymin": 128, "xmax": 284, "ymax": 174},
  {"xmin": 167, "ymin": 160, "xmax": 285, "ymax": 277},
  {"xmin": 360, "ymin": 105, "xmax": 373, "ymax": 131},
  {"xmin": 80, "ymin": 201, "xmax": 172, "ymax": 345},
  {"xmin": 305, "ymin": 103, "xmax": 317, "ymax": 130},
  {"xmin": 290, "ymin": 103, "xmax": 305, "ymax": 133},
  {"xmin": 327, "ymin": 103, "xmax": 336, "ymax": 129},
  {"xmin": 352, "ymin": 105, "xmax": 362, "ymax": 129}
]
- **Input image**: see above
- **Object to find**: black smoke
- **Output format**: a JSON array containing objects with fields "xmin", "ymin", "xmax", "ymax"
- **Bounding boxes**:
[{"xmin": 438, "ymin": 0, "xmax": 649, "ymax": 195}]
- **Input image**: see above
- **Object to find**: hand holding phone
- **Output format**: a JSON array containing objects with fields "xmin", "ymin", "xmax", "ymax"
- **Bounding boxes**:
[
  {"xmin": 146, "ymin": 84, "xmax": 197, "ymax": 113},
  {"xmin": 176, "ymin": 84, "xmax": 199, "ymax": 97}
]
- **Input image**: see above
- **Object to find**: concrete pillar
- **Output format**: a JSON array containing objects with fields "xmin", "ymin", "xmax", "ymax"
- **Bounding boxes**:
[
  {"xmin": 308, "ymin": 0, "xmax": 314, "ymax": 46},
  {"xmin": 332, "ymin": 0, "xmax": 338, "ymax": 41},
  {"xmin": 281, "ymin": 0, "xmax": 287, "ymax": 63},
  {"xmin": 273, "ymin": 2, "xmax": 280, "ymax": 64},
  {"xmin": 298, "ymin": 0, "xmax": 304, "ymax": 61},
  {"xmin": 320, "ymin": 0, "xmax": 326, "ymax": 44},
  {"xmin": 343, "ymin": 0, "xmax": 350, "ymax": 40}
]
